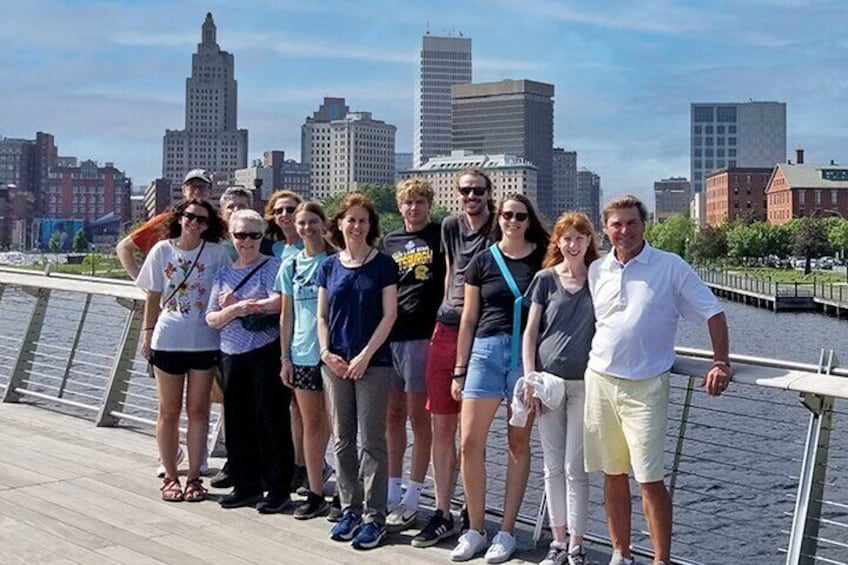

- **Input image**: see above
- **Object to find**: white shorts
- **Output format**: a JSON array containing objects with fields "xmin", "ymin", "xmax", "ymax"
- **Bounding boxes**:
[{"xmin": 583, "ymin": 368, "xmax": 669, "ymax": 483}]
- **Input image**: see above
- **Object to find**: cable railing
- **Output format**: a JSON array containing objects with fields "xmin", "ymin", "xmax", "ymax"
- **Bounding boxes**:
[{"xmin": 1, "ymin": 266, "xmax": 847, "ymax": 565}]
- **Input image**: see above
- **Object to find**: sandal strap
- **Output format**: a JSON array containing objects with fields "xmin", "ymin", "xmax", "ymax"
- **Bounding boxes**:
[{"xmin": 160, "ymin": 477, "xmax": 181, "ymax": 491}]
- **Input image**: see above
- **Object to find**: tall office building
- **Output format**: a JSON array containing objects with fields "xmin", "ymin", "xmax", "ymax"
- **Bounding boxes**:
[
  {"xmin": 690, "ymin": 101, "xmax": 785, "ymax": 193},
  {"xmin": 414, "ymin": 34, "xmax": 472, "ymax": 168},
  {"xmin": 162, "ymin": 13, "xmax": 248, "ymax": 187},
  {"xmin": 552, "ymin": 148, "xmax": 577, "ymax": 218},
  {"xmin": 452, "ymin": 79, "xmax": 554, "ymax": 213},
  {"xmin": 577, "ymin": 168, "xmax": 601, "ymax": 228},
  {"xmin": 302, "ymin": 98, "xmax": 396, "ymax": 201}
]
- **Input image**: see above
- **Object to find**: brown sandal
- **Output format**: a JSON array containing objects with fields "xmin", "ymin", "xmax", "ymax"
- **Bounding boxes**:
[
  {"xmin": 161, "ymin": 477, "xmax": 183, "ymax": 502},
  {"xmin": 183, "ymin": 478, "xmax": 207, "ymax": 502}
]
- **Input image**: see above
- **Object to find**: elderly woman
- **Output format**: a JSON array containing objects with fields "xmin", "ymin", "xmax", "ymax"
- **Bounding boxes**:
[
  {"xmin": 317, "ymin": 193, "xmax": 398, "ymax": 550},
  {"xmin": 137, "ymin": 199, "xmax": 230, "ymax": 503},
  {"xmin": 206, "ymin": 209, "xmax": 294, "ymax": 513}
]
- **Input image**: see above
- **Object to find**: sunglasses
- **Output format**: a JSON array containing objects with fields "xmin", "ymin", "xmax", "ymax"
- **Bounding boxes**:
[
  {"xmin": 181, "ymin": 211, "xmax": 210, "ymax": 225},
  {"xmin": 459, "ymin": 186, "xmax": 487, "ymax": 197},
  {"xmin": 273, "ymin": 206, "xmax": 297, "ymax": 215},
  {"xmin": 232, "ymin": 232, "xmax": 263, "ymax": 240},
  {"xmin": 501, "ymin": 211, "xmax": 529, "ymax": 222}
]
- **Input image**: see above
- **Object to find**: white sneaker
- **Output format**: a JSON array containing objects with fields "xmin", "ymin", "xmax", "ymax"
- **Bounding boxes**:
[
  {"xmin": 385, "ymin": 505, "xmax": 418, "ymax": 533},
  {"xmin": 484, "ymin": 530, "xmax": 516, "ymax": 564},
  {"xmin": 156, "ymin": 445, "xmax": 185, "ymax": 478},
  {"xmin": 451, "ymin": 529, "xmax": 488, "ymax": 562},
  {"xmin": 608, "ymin": 551, "xmax": 635, "ymax": 565}
]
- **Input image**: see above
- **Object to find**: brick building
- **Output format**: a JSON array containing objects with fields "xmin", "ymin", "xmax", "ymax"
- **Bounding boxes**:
[
  {"xmin": 767, "ymin": 151, "xmax": 848, "ymax": 225},
  {"xmin": 704, "ymin": 168, "xmax": 771, "ymax": 226},
  {"xmin": 44, "ymin": 159, "xmax": 131, "ymax": 224}
]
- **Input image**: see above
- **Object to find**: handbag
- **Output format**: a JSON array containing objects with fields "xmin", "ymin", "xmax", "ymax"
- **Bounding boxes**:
[
  {"xmin": 489, "ymin": 244, "xmax": 528, "ymax": 372},
  {"xmin": 231, "ymin": 258, "xmax": 278, "ymax": 332}
]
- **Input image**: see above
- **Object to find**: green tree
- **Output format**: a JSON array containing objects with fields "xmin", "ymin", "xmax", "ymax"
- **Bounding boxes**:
[
  {"xmin": 82, "ymin": 253, "xmax": 101, "ymax": 276},
  {"xmin": 765, "ymin": 222, "xmax": 793, "ymax": 259},
  {"xmin": 322, "ymin": 184, "xmax": 449, "ymax": 235},
  {"xmin": 827, "ymin": 218, "xmax": 848, "ymax": 262},
  {"xmin": 645, "ymin": 214, "xmax": 694, "ymax": 259},
  {"xmin": 689, "ymin": 225, "xmax": 727, "ymax": 264},
  {"xmin": 792, "ymin": 217, "xmax": 831, "ymax": 274},
  {"xmin": 47, "ymin": 231, "xmax": 62, "ymax": 252},
  {"xmin": 72, "ymin": 229, "xmax": 89, "ymax": 252}
]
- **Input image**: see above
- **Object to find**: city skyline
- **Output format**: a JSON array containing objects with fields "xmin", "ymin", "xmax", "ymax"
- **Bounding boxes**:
[{"xmin": 2, "ymin": 0, "xmax": 846, "ymax": 209}]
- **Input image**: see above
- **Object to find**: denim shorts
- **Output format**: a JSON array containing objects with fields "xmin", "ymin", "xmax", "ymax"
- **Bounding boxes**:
[{"xmin": 463, "ymin": 333, "xmax": 522, "ymax": 400}]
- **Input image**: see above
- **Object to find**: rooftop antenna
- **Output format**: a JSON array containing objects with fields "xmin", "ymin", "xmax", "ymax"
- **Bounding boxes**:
[{"xmin": 425, "ymin": 21, "xmax": 430, "ymax": 34}]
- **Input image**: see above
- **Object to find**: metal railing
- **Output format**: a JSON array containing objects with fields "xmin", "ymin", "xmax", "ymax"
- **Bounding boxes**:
[
  {"xmin": 696, "ymin": 267, "xmax": 818, "ymax": 298},
  {"xmin": 1, "ymin": 266, "xmax": 847, "ymax": 565}
]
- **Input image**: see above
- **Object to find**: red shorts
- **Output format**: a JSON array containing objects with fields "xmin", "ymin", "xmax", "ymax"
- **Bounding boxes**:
[{"xmin": 424, "ymin": 322, "xmax": 461, "ymax": 415}]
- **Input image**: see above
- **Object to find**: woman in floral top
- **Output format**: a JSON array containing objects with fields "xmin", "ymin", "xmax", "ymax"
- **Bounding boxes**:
[{"xmin": 137, "ymin": 199, "xmax": 230, "ymax": 502}]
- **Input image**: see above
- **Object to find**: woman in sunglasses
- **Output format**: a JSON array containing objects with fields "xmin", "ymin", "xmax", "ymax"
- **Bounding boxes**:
[
  {"xmin": 136, "ymin": 199, "xmax": 230, "ymax": 503},
  {"xmin": 450, "ymin": 194, "xmax": 549, "ymax": 563},
  {"xmin": 206, "ymin": 209, "xmax": 293, "ymax": 511},
  {"xmin": 276, "ymin": 201, "xmax": 335, "ymax": 520},
  {"xmin": 264, "ymin": 190, "xmax": 305, "ymax": 261}
]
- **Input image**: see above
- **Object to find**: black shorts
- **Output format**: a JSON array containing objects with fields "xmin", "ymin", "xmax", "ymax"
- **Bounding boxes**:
[
  {"xmin": 149, "ymin": 349, "xmax": 221, "ymax": 375},
  {"xmin": 292, "ymin": 364, "xmax": 323, "ymax": 391}
]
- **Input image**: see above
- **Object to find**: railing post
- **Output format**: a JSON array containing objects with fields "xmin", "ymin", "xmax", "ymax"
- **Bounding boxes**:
[
  {"xmin": 58, "ymin": 294, "xmax": 92, "ymax": 398},
  {"xmin": 2, "ymin": 287, "xmax": 50, "ymax": 403},
  {"xmin": 669, "ymin": 375, "xmax": 696, "ymax": 497},
  {"xmin": 96, "ymin": 297, "xmax": 143, "ymax": 427},
  {"xmin": 785, "ymin": 349, "xmax": 837, "ymax": 565}
]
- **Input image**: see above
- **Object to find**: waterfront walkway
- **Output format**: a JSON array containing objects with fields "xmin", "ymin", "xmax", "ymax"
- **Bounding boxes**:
[{"xmin": 0, "ymin": 403, "xmax": 607, "ymax": 564}]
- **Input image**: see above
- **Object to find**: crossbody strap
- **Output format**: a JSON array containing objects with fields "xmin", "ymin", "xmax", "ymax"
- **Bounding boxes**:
[
  {"xmin": 489, "ymin": 244, "xmax": 524, "ymax": 372},
  {"xmin": 232, "ymin": 258, "xmax": 270, "ymax": 294},
  {"xmin": 162, "ymin": 239, "xmax": 206, "ymax": 306}
]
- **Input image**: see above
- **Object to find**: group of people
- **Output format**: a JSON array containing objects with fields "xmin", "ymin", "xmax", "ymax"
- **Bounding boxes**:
[{"xmin": 119, "ymin": 166, "xmax": 732, "ymax": 565}]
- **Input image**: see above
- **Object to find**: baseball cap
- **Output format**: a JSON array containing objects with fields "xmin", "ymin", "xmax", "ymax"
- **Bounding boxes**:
[{"xmin": 183, "ymin": 169, "xmax": 212, "ymax": 185}]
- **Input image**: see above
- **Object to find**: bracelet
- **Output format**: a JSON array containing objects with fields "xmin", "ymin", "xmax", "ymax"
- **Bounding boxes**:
[
  {"xmin": 452, "ymin": 372, "xmax": 467, "ymax": 380},
  {"xmin": 143, "ymin": 327, "xmax": 155, "ymax": 331},
  {"xmin": 454, "ymin": 365, "xmax": 467, "ymax": 370},
  {"xmin": 712, "ymin": 360, "xmax": 731, "ymax": 368},
  {"xmin": 320, "ymin": 348, "xmax": 330, "ymax": 358},
  {"xmin": 280, "ymin": 356, "xmax": 290, "ymax": 362}
]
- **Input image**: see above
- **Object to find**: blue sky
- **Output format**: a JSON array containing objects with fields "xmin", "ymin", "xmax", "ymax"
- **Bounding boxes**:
[{"xmin": 2, "ymin": 0, "xmax": 846, "ymax": 208}]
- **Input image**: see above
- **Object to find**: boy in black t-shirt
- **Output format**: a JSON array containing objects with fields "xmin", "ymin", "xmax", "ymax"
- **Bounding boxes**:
[{"xmin": 382, "ymin": 179, "xmax": 445, "ymax": 532}]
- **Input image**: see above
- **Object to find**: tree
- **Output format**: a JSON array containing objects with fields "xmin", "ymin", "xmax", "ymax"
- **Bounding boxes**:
[
  {"xmin": 47, "ymin": 231, "xmax": 62, "ymax": 252},
  {"xmin": 645, "ymin": 214, "xmax": 694, "ymax": 259},
  {"xmin": 72, "ymin": 229, "xmax": 89, "ymax": 253},
  {"xmin": 827, "ymin": 219, "xmax": 848, "ymax": 261},
  {"xmin": 689, "ymin": 225, "xmax": 727, "ymax": 264},
  {"xmin": 792, "ymin": 217, "xmax": 831, "ymax": 274}
]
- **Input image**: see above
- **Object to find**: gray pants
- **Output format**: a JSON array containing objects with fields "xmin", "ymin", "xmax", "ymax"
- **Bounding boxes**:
[{"xmin": 322, "ymin": 365, "xmax": 392, "ymax": 524}]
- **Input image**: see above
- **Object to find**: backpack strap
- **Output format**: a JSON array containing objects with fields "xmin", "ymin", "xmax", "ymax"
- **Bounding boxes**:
[{"xmin": 489, "ymin": 244, "xmax": 525, "ymax": 372}]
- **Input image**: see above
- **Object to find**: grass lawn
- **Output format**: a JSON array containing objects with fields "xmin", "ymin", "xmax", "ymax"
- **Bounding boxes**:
[
  {"xmin": 728, "ymin": 266, "xmax": 846, "ymax": 284},
  {"xmin": 18, "ymin": 255, "xmax": 130, "ymax": 280}
]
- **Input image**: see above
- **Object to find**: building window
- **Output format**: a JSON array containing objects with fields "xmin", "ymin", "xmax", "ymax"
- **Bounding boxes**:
[
  {"xmin": 728, "ymin": 137, "xmax": 737, "ymax": 146},
  {"xmin": 716, "ymin": 106, "xmax": 737, "ymax": 122},
  {"xmin": 729, "ymin": 149, "xmax": 737, "ymax": 157},
  {"xmin": 705, "ymin": 137, "xmax": 714, "ymax": 146},
  {"xmin": 815, "ymin": 191, "xmax": 822, "ymax": 205},
  {"xmin": 705, "ymin": 126, "xmax": 714, "ymax": 134},
  {"xmin": 717, "ymin": 125, "xmax": 725, "ymax": 134},
  {"xmin": 799, "ymin": 192, "xmax": 806, "ymax": 205},
  {"xmin": 694, "ymin": 126, "xmax": 702, "ymax": 134},
  {"xmin": 694, "ymin": 106, "xmax": 714, "ymax": 122},
  {"xmin": 832, "ymin": 192, "xmax": 838, "ymax": 205}
]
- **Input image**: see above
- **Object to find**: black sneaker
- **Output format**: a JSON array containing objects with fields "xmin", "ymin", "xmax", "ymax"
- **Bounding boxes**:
[
  {"xmin": 294, "ymin": 492, "xmax": 330, "ymax": 520},
  {"xmin": 256, "ymin": 494, "xmax": 293, "ymax": 514},
  {"xmin": 210, "ymin": 461, "xmax": 232, "ymax": 489},
  {"xmin": 219, "ymin": 490, "xmax": 262, "ymax": 509},
  {"xmin": 411, "ymin": 509, "xmax": 457, "ymax": 548},
  {"xmin": 326, "ymin": 494, "xmax": 343, "ymax": 522},
  {"xmin": 290, "ymin": 464, "xmax": 307, "ymax": 494}
]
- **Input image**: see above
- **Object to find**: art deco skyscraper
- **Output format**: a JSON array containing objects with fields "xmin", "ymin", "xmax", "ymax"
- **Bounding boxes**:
[
  {"xmin": 162, "ymin": 13, "xmax": 248, "ymax": 190},
  {"xmin": 414, "ymin": 34, "xmax": 472, "ymax": 168}
]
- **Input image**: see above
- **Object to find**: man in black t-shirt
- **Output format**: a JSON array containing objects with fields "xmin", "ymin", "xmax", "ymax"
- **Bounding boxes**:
[
  {"xmin": 383, "ymin": 178, "xmax": 445, "ymax": 533},
  {"xmin": 408, "ymin": 168, "xmax": 495, "ymax": 548}
]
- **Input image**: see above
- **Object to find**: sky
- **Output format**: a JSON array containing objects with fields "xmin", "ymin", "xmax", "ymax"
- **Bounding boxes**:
[{"xmin": 2, "ymin": 0, "xmax": 847, "ymax": 208}]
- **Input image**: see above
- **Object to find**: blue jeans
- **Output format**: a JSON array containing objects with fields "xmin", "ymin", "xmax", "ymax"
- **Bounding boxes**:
[{"xmin": 463, "ymin": 333, "xmax": 523, "ymax": 400}]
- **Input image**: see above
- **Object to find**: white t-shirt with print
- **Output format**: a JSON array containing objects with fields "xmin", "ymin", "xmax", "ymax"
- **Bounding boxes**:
[{"xmin": 137, "ymin": 239, "xmax": 231, "ymax": 352}]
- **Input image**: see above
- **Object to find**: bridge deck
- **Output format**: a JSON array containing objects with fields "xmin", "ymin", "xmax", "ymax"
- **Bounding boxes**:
[{"xmin": 0, "ymin": 403, "xmax": 608, "ymax": 564}]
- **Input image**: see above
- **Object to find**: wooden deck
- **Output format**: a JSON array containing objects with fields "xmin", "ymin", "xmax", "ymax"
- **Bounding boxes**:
[{"xmin": 0, "ymin": 402, "xmax": 609, "ymax": 564}]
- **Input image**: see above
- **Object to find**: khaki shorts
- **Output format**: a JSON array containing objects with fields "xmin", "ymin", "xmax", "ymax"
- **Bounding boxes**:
[{"xmin": 583, "ymin": 368, "xmax": 669, "ymax": 483}]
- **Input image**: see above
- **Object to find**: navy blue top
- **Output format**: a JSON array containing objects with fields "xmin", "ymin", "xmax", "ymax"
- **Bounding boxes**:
[{"xmin": 316, "ymin": 251, "xmax": 399, "ymax": 367}]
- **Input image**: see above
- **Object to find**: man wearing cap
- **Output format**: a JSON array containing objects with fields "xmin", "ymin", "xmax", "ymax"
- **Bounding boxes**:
[{"xmin": 117, "ymin": 169, "xmax": 214, "ymax": 280}]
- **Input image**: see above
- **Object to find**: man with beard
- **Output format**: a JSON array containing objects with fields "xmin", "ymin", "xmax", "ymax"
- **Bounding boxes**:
[{"xmin": 411, "ymin": 168, "xmax": 494, "ymax": 548}]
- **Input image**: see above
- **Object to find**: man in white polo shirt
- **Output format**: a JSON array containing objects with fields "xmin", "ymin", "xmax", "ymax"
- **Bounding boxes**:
[{"xmin": 585, "ymin": 195, "xmax": 731, "ymax": 565}]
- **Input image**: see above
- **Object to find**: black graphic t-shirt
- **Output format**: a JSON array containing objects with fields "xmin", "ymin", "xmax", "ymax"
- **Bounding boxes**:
[{"xmin": 383, "ymin": 222, "xmax": 445, "ymax": 341}]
